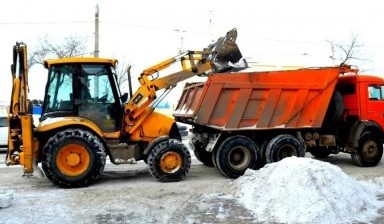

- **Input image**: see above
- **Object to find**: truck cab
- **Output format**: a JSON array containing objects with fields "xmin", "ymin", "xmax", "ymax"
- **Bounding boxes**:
[
  {"xmin": 330, "ymin": 74, "xmax": 384, "ymax": 167},
  {"xmin": 338, "ymin": 75, "xmax": 384, "ymax": 131}
]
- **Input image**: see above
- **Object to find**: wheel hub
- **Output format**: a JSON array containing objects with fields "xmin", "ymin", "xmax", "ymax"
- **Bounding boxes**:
[
  {"xmin": 278, "ymin": 144, "xmax": 297, "ymax": 159},
  {"xmin": 229, "ymin": 146, "xmax": 250, "ymax": 170},
  {"xmin": 56, "ymin": 144, "xmax": 90, "ymax": 177},
  {"xmin": 160, "ymin": 152, "xmax": 182, "ymax": 173},
  {"xmin": 67, "ymin": 153, "xmax": 81, "ymax": 166},
  {"xmin": 363, "ymin": 141, "xmax": 377, "ymax": 159}
]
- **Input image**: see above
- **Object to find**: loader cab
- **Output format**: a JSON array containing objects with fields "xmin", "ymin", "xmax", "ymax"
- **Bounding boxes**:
[{"xmin": 41, "ymin": 58, "xmax": 123, "ymax": 132}]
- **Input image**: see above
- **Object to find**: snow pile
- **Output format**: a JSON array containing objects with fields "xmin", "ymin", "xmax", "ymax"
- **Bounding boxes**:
[
  {"xmin": 230, "ymin": 157, "xmax": 384, "ymax": 224},
  {"xmin": 0, "ymin": 190, "xmax": 13, "ymax": 209}
]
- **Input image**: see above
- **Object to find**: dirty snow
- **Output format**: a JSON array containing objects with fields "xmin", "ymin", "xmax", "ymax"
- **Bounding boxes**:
[
  {"xmin": 0, "ymin": 154, "xmax": 383, "ymax": 223},
  {"xmin": 230, "ymin": 157, "xmax": 384, "ymax": 224},
  {"xmin": 0, "ymin": 191, "xmax": 12, "ymax": 209}
]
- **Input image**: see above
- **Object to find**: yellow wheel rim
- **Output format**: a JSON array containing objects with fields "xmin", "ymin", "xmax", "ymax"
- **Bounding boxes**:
[
  {"xmin": 56, "ymin": 144, "xmax": 90, "ymax": 177},
  {"xmin": 160, "ymin": 151, "xmax": 182, "ymax": 173}
]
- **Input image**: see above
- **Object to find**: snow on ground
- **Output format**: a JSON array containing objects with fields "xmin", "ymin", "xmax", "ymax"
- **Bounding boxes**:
[
  {"xmin": 0, "ymin": 191, "xmax": 12, "ymax": 209},
  {"xmin": 0, "ymin": 155, "xmax": 383, "ymax": 223},
  {"xmin": 229, "ymin": 157, "xmax": 384, "ymax": 224}
]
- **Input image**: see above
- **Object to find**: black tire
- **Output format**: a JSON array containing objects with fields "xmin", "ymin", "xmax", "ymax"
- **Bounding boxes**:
[
  {"xmin": 257, "ymin": 139, "xmax": 269, "ymax": 169},
  {"xmin": 212, "ymin": 148, "xmax": 218, "ymax": 168},
  {"xmin": 323, "ymin": 90, "xmax": 344, "ymax": 127},
  {"xmin": 42, "ymin": 129, "xmax": 106, "ymax": 188},
  {"xmin": 309, "ymin": 146, "xmax": 332, "ymax": 158},
  {"xmin": 190, "ymin": 139, "xmax": 214, "ymax": 167},
  {"xmin": 147, "ymin": 138, "xmax": 191, "ymax": 182},
  {"xmin": 265, "ymin": 134, "xmax": 305, "ymax": 163},
  {"xmin": 351, "ymin": 131, "xmax": 383, "ymax": 167},
  {"xmin": 215, "ymin": 135, "xmax": 259, "ymax": 179}
]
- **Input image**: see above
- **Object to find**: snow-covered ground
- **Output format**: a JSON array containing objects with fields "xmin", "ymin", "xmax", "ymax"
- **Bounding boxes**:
[{"xmin": 0, "ymin": 153, "xmax": 383, "ymax": 224}]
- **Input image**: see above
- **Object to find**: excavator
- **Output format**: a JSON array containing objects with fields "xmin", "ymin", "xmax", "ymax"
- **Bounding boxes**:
[{"xmin": 6, "ymin": 28, "xmax": 247, "ymax": 188}]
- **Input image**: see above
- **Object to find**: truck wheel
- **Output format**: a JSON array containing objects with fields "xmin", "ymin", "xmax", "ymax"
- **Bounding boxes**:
[
  {"xmin": 192, "ymin": 143, "xmax": 214, "ymax": 167},
  {"xmin": 351, "ymin": 131, "xmax": 383, "ymax": 167},
  {"xmin": 147, "ymin": 139, "xmax": 191, "ymax": 182},
  {"xmin": 42, "ymin": 129, "xmax": 106, "ymax": 188},
  {"xmin": 309, "ymin": 146, "xmax": 332, "ymax": 158},
  {"xmin": 212, "ymin": 148, "xmax": 218, "ymax": 168},
  {"xmin": 215, "ymin": 135, "xmax": 259, "ymax": 179},
  {"xmin": 265, "ymin": 134, "xmax": 305, "ymax": 163}
]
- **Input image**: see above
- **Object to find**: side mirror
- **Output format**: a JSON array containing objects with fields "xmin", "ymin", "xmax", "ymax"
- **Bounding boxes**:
[{"xmin": 121, "ymin": 93, "xmax": 129, "ymax": 103}]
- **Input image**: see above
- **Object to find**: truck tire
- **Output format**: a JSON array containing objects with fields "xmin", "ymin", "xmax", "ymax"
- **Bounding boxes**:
[
  {"xmin": 194, "ymin": 147, "xmax": 214, "ymax": 167},
  {"xmin": 212, "ymin": 148, "xmax": 218, "ymax": 168},
  {"xmin": 215, "ymin": 135, "xmax": 259, "ymax": 179},
  {"xmin": 265, "ymin": 134, "xmax": 305, "ymax": 163},
  {"xmin": 42, "ymin": 129, "xmax": 106, "ymax": 188},
  {"xmin": 351, "ymin": 131, "xmax": 383, "ymax": 167},
  {"xmin": 147, "ymin": 138, "xmax": 191, "ymax": 182},
  {"xmin": 257, "ymin": 139, "xmax": 269, "ymax": 168},
  {"xmin": 309, "ymin": 146, "xmax": 332, "ymax": 158},
  {"xmin": 323, "ymin": 90, "xmax": 344, "ymax": 127}
]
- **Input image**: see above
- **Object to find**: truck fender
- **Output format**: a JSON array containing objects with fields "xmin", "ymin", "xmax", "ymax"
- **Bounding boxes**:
[{"xmin": 347, "ymin": 120, "xmax": 383, "ymax": 152}]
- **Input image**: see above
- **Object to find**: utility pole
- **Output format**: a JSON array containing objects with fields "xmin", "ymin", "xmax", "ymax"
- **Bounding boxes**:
[
  {"xmin": 209, "ymin": 10, "xmax": 214, "ymax": 43},
  {"xmin": 174, "ymin": 29, "xmax": 185, "ymax": 54},
  {"xmin": 94, "ymin": 4, "xmax": 100, "ymax": 58}
]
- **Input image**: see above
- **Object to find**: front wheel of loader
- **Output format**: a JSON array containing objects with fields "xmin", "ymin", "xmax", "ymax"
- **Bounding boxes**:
[
  {"xmin": 42, "ymin": 129, "xmax": 106, "ymax": 188},
  {"xmin": 147, "ymin": 138, "xmax": 191, "ymax": 182}
]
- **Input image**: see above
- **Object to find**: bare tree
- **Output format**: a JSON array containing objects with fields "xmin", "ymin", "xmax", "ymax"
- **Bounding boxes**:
[
  {"xmin": 28, "ymin": 36, "xmax": 88, "ymax": 68},
  {"xmin": 327, "ymin": 35, "xmax": 366, "ymax": 66},
  {"xmin": 29, "ymin": 36, "xmax": 131, "ymax": 91},
  {"xmin": 115, "ymin": 62, "xmax": 129, "ymax": 88}
]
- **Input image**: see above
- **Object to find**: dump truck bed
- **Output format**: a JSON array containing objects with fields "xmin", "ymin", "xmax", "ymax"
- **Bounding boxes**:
[{"xmin": 173, "ymin": 66, "xmax": 350, "ymax": 131}]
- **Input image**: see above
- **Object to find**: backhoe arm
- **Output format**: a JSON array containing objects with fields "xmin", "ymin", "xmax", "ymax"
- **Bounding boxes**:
[
  {"xmin": 6, "ymin": 42, "xmax": 35, "ymax": 175},
  {"xmin": 123, "ymin": 28, "xmax": 247, "ymax": 134}
]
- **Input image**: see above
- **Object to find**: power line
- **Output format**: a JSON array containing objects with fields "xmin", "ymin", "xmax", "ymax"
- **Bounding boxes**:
[
  {"xmin": 3, "ymin": 20, "xmax": 384, "ymax": 49},
  {"xmin": 0, "ymin": 20, "xmax": 93, "ymax": 25}
]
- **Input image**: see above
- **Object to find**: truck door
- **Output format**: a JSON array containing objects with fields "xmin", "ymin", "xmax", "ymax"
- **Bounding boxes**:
[{"xmin": 366, "ymin": 84, "xmax": 384, "ymax": 125}]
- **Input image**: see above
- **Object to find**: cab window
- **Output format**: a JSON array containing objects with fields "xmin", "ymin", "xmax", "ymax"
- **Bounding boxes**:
[
  {"xmin": 45, "ymin": 65, "xmax": 73, "ymax": 112},
  {"xmin": 368, "ymin": 85, "xmax": 383, "ymax": 100}
]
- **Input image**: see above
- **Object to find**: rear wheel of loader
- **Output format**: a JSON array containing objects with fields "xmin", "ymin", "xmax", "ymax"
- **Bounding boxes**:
[
  {"xmin": 352, "ymin": 131, "xmax": 383, "ymax": 167},
  {"xmin": 215, "ymin": 135, "xmax": 259, "ymax": 179},
  {"xmin": 42, "ymin": 129, "xmax": 106, "ymax": 188},
  {"xmin": 147, "ymin": 138, "xmax": 191, "ymax": 182},
  {"xmin": 265, "ymin": 134, "xmax": 305, "ymax": 164}
]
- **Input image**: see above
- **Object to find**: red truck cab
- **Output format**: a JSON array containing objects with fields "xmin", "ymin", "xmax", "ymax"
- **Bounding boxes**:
[{"xmin": 338, "ymin": 75, "xmax": 384, "ymax": 131}]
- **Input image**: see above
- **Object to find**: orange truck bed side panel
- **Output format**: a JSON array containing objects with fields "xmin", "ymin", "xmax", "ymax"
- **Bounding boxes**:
[{"xmin": 174, "ymin": 67, "xmax": 345, "ymax": 131}]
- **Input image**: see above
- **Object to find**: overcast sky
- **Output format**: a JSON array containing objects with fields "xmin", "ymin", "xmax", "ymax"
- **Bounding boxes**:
[{"xmin": 1, "ymin": 0, "xmax": 384, "ymax": 102}]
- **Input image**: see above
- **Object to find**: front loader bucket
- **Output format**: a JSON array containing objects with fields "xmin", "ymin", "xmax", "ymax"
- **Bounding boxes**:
[{"xmin": 205, "ymin": 28, "xmax": 248, "ymax": 72}]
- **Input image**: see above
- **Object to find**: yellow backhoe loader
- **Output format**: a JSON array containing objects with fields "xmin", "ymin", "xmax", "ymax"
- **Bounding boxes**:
[{"xmin": 6, "ymin": 29, "xmax": 246, "ymax": 188}]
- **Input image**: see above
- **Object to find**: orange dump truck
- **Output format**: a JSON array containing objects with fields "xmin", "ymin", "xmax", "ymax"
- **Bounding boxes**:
[{"xmin": 173, "ymin": 65, "xmax": 384, "ymax": 178}]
